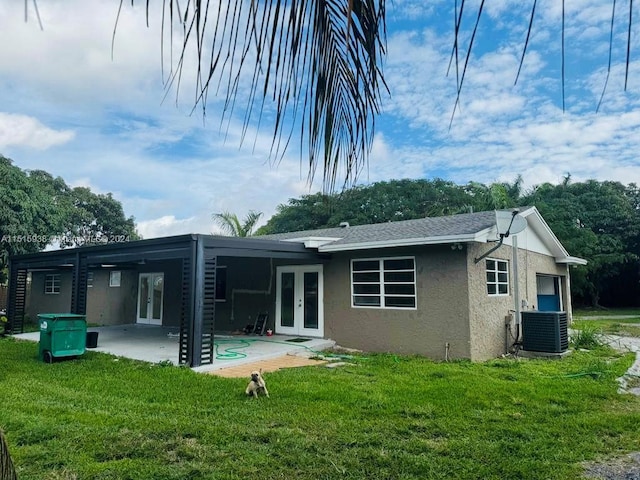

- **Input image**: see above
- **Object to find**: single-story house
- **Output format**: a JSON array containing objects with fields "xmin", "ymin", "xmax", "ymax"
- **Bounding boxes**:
[{"xmin": 7, "ymin": 207, "xmax": 586, "ymax": 366}]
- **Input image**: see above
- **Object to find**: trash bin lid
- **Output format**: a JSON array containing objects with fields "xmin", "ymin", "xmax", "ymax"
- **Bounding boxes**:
[{"xmin": 37, "ymin": 313, "xmax": 87, "ymax": 320}]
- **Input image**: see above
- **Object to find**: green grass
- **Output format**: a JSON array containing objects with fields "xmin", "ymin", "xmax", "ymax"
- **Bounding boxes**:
[
  {"xmin": 573, "ymin": 308, "xmax": 640, "ymax": 337},
  {"xmin": 1, "ymin": 338, "xmax": 639, "ymax": 480},
  {"xmin": 574, "ymin": 308, "xmax": 640, "ymax": 317},
  {"xmin": 570, "ymin": 322, "xmax": 607, "ymax": 349}
]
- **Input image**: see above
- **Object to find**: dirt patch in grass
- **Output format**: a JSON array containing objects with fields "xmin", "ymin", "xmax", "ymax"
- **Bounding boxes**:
[
  {"xmin": 583, "ymin": 452, "xmax": 640, "ymax": 479},
  {"xmin": 207, "ymin": 354, "xmax": 327, "ymax": 378}
]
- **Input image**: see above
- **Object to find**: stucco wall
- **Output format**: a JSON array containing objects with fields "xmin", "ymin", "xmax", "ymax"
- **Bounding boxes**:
[
  {"xmin": 26, "ymin": 260, "xmax": 186, "ymax": 327},
  {"xmin": 466, "ymin": 241, "xmax": 570, "ymax": 361},
  {"xmin": 323, "ymin": 245, "xmax": 471, "ymax": 360},
  {"xmin": 214, "ymin": 257, "xmax": 279, "ymax": 332},
  {"xmin": 27, "ymin": 271, "xmax": 73, "ymax": 320},
  {"xmin": 85, "ymin": 269, "xmax": 137, "ymax": 325}
]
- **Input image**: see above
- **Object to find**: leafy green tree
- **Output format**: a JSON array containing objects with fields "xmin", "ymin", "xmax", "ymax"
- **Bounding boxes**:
[
  {"xmin": 522, "ymin": 179, "xmax": 640, "ymax": 307},
  {"xmin": 0, "ymin": 155, "xmax": 140, "ymax": 282},
  {"xmin": 256, "ymin": 194, "xmax": 334, "ymax": 235},
  {"xmin": 0, "ymin": 157, "xmax": 68, "ymax": 281},
  {"xmin": 62, "ymin": 187, "xmax": 139, "ymax": 247},
  {"xmin": 257, "ymin": 178, "xmax": 484, "ymax": 234},
  {"xmin": 213, "ymin": 211, "xmax": 263, "ymax": 237},
  {"xmin": 462, "ymin": 176, "xmax": 523, "ymax": 212}
]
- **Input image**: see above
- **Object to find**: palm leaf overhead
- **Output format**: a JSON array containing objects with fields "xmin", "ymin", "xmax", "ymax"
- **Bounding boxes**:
[
  {"xmin": 451, "ymin": 0, "xmax": 636, "ymax": 119},
  {"xmin": 213, "ymin": 210, "xmax": 263, "ymax": 237},
  {"xmin": 124, "ymin": 0, "xmax": 387, "ymax": 192}
]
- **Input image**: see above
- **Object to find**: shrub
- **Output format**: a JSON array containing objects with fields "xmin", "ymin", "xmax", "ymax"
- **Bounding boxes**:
[{"xmin": 571, "ymin": 323, "xmax": 604, "ymax": 350}]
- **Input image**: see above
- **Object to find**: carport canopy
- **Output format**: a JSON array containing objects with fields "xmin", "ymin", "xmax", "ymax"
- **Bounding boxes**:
[{"xmin": 7, "ymin": 234, "xmax": 328, "ymax": 367}]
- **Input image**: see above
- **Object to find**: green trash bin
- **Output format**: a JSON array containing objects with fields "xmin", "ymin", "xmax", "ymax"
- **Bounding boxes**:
[{"xmin": 38, "ymin": 314, "xmax": 87, "ymax": 363}]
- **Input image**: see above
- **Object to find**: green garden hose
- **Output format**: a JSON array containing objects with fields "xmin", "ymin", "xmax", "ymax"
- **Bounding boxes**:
[{"xmin": 212, "ymin": 337, "xmax": 359, "ymax": 361}]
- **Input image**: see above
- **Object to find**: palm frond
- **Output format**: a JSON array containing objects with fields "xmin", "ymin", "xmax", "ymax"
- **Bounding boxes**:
[
  {"xmin": 130, "ymin": 0, "xmax": 387, "ymax": 192},
  {"xmin": 597, "ymin": 0, "xmax": 617, "ymax": 113},
  {"xmin": 242, "ymin": 210, "xmax": 263, "ymax": 236},
  {"xmin": 212, "ymin": 210, "xmax": 263, "ymax": 237},
  {"xmin": 451, "ymin": 0, "xmax": 636, "ymax": 118},
  {"xmin": 212, "ymin": 211, "xmax": 243, "ymax": 236}
]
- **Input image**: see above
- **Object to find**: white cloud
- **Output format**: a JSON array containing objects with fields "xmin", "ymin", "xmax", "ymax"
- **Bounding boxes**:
[
  {"xmin": 136, "ymin": 215, "xmax": 201, "ymax": 239},
  {"xmin": 0, "ymin": 112, "xmax": 74, "ymax": 150}
]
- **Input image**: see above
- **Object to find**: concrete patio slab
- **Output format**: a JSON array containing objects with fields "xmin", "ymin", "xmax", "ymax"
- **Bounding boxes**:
[{"xmin": 12, "ymin": 325, "xmax": 335, "ymax": 373}]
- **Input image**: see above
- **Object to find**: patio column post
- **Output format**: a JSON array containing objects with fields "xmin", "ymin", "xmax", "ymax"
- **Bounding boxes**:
[
  {"xmin": 190, "ymin": 237, "xmax": 205, "ymax": 367},
  {"xmin": 70, "ymin": 252, "xmax": 88, "ymax": 315},
  {"xmin": 7, "ymin": 261, "xmax": 27, "ymax": 334}
]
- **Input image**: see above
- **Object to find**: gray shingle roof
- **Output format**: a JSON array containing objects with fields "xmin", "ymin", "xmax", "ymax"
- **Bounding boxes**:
[{"xmin": 258, "ymin": 210, "xmax": 498, "ymax": 248}]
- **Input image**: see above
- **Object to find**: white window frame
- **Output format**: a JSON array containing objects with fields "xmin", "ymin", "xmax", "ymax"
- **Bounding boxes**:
[
  {"xmin": 351, "ymin": 257, "xmax": 417, "ymax": 310},
  {"xmin": 87, "ymin": 271, "xmax": 94, "ymax": 288},
  {"xmin": 44, "ymin": 274, "xmax": 61, "ymax": 295},
  {"xmin": 486, "ymin": 258, "xmax": 509, "ymax": 296},
  {"xmin": 109, "ymin": 271, "xmax": 122, "ymax": 288}
]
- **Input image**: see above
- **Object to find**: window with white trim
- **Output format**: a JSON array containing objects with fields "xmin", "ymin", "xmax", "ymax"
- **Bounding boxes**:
[
  {"xmin": 486, "ymin": 259, "xmax": 509, "ymax": 295},
  {"xmin": 44, "ymin": 274, "xmax": 61, "ymax": 294},
  {"xmin": 87, "ymin": 271, "xmax": 94, "ymax": 288},
  {"xmin": 351, "ymin": 257, "xmax": 416, "ymax": 309}
]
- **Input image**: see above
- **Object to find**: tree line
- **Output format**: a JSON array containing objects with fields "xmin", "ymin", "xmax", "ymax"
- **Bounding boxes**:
[
  {"xmin": 257, "ymin": 176, "xmax": 640, "ymax": 308},
  {"xmin": 0, "ymin": 155, "xmax": 139, "ymax": 282}
]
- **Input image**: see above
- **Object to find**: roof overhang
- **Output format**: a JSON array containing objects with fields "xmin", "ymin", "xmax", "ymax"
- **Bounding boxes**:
[
  {"xmin": 518, "ymin": 207, "xmax": 588, "ymax": 265},
  {"xmin": 282, "ymin": 236, "xmax": 343, "ymax": 249},
  {"xmin": 9, "ymin": 234, "xmax": 328, "ymax": 271},
  {"xmin": 556, "ymin": 256, "xmax": 589, "ymax": 266},
  {"xmin": 317, "ymin": 232, "xmax": 489, "ymax": 252}
]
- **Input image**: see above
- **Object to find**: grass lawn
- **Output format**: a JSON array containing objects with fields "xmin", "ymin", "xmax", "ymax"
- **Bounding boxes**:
[
  {"xmin": 1, "ymin": 338, "xmax": 639, "ymax": 480},
  {"xmin": 573, "ymin": 311, "xmax": 640, "ymax": 338},
  {"xmin": 574, "ymin": 308, "xmax": 640, "ymax": 317}
]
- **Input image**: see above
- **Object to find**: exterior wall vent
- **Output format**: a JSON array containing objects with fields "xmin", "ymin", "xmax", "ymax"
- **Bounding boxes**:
[{"xmin": 521, "ymin": 311, "xmax": 568, "ymax": 353}]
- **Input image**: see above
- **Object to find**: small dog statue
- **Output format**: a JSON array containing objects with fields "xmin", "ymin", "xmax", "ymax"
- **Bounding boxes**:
[{"xmin": 245, "ymin": 369, "xmax": 269, "ymax": 398}]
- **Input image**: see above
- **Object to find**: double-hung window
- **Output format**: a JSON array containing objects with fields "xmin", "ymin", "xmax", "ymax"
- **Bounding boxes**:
[
  {"xmin": 351, "ymin": 257, "xmax": 416, "ymax": 309},
  {"xmin": 44, "ymin": 274, "xmax": 60, "ymax": 294},
  {"xmin": 486, "ymin": 258, "xmax": 509, "ymax": 295}
]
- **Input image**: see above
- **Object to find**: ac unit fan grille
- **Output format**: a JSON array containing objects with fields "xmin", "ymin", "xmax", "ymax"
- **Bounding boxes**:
[{"xmin": 521, "ymin": 311, "xmax": 568, "ymax": 353}]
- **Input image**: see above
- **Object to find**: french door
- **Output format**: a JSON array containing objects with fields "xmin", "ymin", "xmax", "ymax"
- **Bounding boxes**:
[
  {"xmin": 276, "ymin": 265, "xmax": 324, "ymax": 337},
  {"xmin": 137, "ymin": 273, "xmax": 164, "ymax": 325}
]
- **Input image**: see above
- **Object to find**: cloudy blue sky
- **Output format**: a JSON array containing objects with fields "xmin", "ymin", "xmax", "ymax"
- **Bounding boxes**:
[{"xmin": 1, "ymin": 0, "xmax": 639, "ymax": 238}]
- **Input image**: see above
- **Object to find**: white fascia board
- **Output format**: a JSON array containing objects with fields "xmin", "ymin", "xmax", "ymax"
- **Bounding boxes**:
[
  {"xmin": 519, "ymin": 207, "xmax": 588, "ymax": 264},
  {"xmin": 475, "ymin": 226, "xmax": 499, "ymax": 242},
  {"xmin": 281, "ymin": 237, "xmax": 343, "ymax": 248},
  {"xmin": 557, "ymin": 256, "xmax": 588, "ymax": 266},
  {"xmin": 317, "ymin": 233, "xmax": 482, "ymax": 252},
  {"xmin": 520, "ymin": 207, "xmax": 569, "ymax": 256}
]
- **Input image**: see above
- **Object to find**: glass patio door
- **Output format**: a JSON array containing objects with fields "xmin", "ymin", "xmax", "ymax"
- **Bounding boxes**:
[
  {"xmin": 137, "ymin": 273, "xmax": 164, "ymax": 325},
  {"xmin": 276, "ymin": 265, "xmax": 323, "ymax": 337}
]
